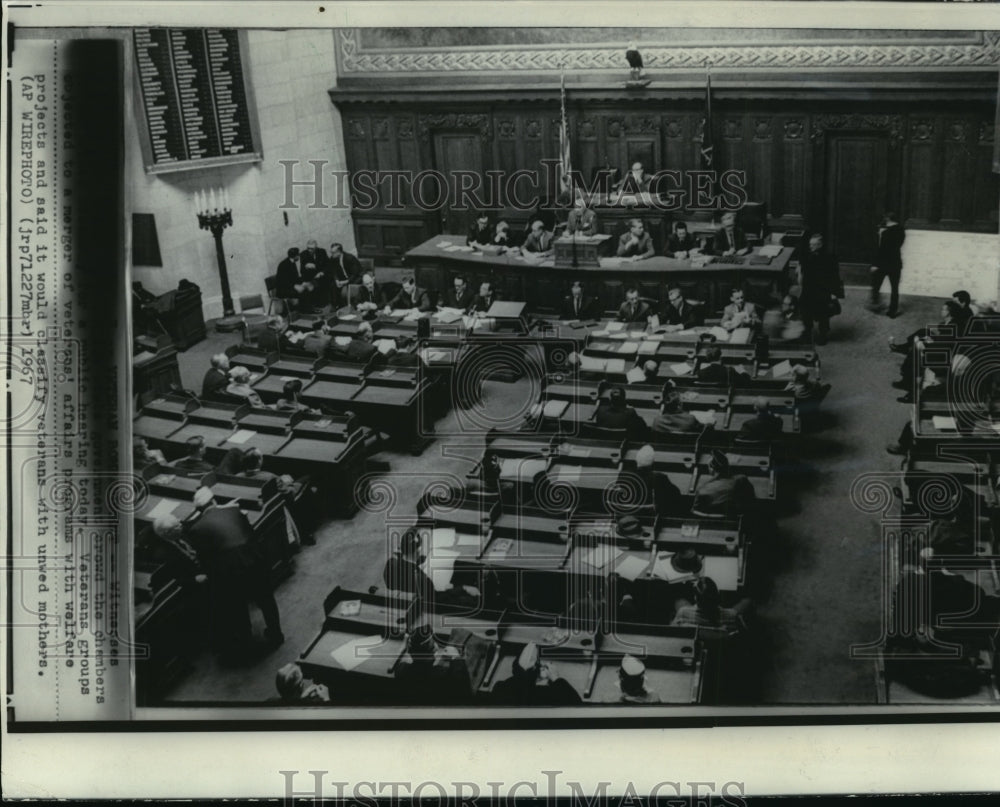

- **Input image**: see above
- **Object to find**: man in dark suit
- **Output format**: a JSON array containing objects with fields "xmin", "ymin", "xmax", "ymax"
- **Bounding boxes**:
[
  {"xmin": 353, "ymin": 272, "xmax": 382, "ymax": 319},
  {"xmin": 798, "ymin": 232, "xmax": 841, "ymax": 345},
  {"xmin": 594, "ymin": 386, "xmax": 648, "ymax": 438},
  {"xmin": 559, "ymin": 281, "xmax": 598, "ymax": 320},
  {"xmin": 697, "ymin": 345, "xmax": 752, "ymax": 387},
  {"xmin": 711, "ymin": 211, "xmax": 750, "ymax": 257},
  {"xmin": 739, "ymin": 398, "xmax": 784, "ymax": 440},
  {"xmin": 665, "ymin": 222, "xmax": 698, "ymax": 258},
  {"xmin": 441, "ymin": 275, "xmax": 475, "ymax": 312},
  {"xmin": 299, "ymin": 239, "xmax": 329, "ymax": 308},
  {"xmin": 329, "ymin": 242, "xmax": 363, "ymax": 304},
  {"xmin": 384, "ymin": 276, "xmax": 433, "ymax": 312},
  {"xmin": 275, "ymin": 247, "xmax": 309, "ymax": 305},
  {"xmin": 471, "ymin": 281, "xmax": 498, "ymax": 314},
  {"xmin": 617, "ymin": 287, "xmax": 650, "ymax": 323},
  {"xmin": 721, "ymin": 288, "xmax": 761, "ymax": 332},
  {"xmin": 301, "ymin": 320, "xmax": 332, "ymax": 357},
  {"xmin": 467, "ymin": 211, "xmax": 492, "ymax": 247},
  {"xmin": 491, "ymin": 642, "xmax": 582, "ymax": 706},
  {"xmin": 187, "ymin": 487, "xmax": 283, "ymax": 657},
  {"xmin": 169, "ymin": 436, "xmax": 215, "ymax": 476},
  {"xmin": 661, "ymin": 285, "xmax": 703, "ymax": 332},
  {"xmin": 202, "ymin": 353, "xmax": 231, "ymax": 399},
  {"xmin": 616, "ymin": 219, "xmax": 655, "ymax": 260},
  {"xmin": 523, "ymin": 220, "xmax": 555, "ymax": 254},
  {"xmin": 869, "ymin": 211, "xmax": 906, "ymax": 318}
]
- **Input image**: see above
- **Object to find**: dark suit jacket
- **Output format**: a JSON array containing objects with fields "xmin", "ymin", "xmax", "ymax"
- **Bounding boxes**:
[
  {"xmin": 560, "ymin": 294, "xmax": 598, "ymax": 320},
  {"xmin": 471, "ymin": 293, "xmax": 498, "ymax": 314},
  {"xmin": 202, "ymin": 367, "xmax": 229, "ymax": 399},
  {"xmin": 594, "ymin": 403, "xmax": 647, "ymax": 438},
  {"xmin": 299, "ymin": 247, "xmax": 329, "ymax": 274},
  {"xmin": 740, "ymin": 412, "xmax": 784, "ymax": 440},
  {"xmin": 492, "ymin": 675, "xmax": 582, "ymax": 706},
  {"xmin": 712, "ymin": 226, "xmax": 748, "ymax": 254},
  {"xmin": 443, "ymin": 287, "xmax": 476, "ymax": 312},
  {"xmin": 329, "ymin": 252, "xmax": 363, "ymax": 286},
  {"xmin": 386, "ymin": 286, "xmax": 433, "ymax": 311},
  {"xmin": 875, "ymin": 223, "xmax": 905, "ymax": 272},
  {"xmin": 662, "ymin": 300, "xmax": 702, "ymax": 329},
  {"xmin": 186, "ymin": 504, "xmax": 262, "ymax": 580},
  {"xmin": 799, "ymin": 250, "xmax": 842, "ymax": 316},
  {"xmin": 666, "ymin": 232, "xmax": 699, "ymax": 257},
  {"xmin": 697, "ymin": 362, "xmax": 751, "ymax": 387},
  {"xmin": 617, "ymin": 231, "xmax": 655, "ymax": 259},
  {"xmin": 275, "ymin": 257, "xmax": 305, "ymax": 299},
  {"xmin": 467, "ymin": 222, "xmax": 492, "ymax": 246},
  {"xmin": 617, "ymin": 300, "xmax": 651, "ymax": 323},
  {"xmin": 383, "ymin": 553, "xmax": 434, "ymax": 602},
  {"xmin": 354, "ymin": 283, "xmax": 381, "ymax": 308}
]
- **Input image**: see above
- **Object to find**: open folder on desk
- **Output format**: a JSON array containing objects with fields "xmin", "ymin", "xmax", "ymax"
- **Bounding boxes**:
[{"xmin": 932, "ymin": 415, "xmax": 957, "ymax": 430}]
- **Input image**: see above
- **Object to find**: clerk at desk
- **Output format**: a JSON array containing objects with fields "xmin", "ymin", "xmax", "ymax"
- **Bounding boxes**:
[
  {"xmin": 617, "ymin": 219, "xmax": 655, "ymax": 261},
  {"xmin": 615, "ymin": 161, "xmax": 653, "ymax": 193},
  {"xmin": 711, "ymin": 212, "xmax": 751, "ymax": 257},
  {"xmin": 565, "ymin": 195, "xmax": 598, "ymax": 237},
  {"xmin": 665, "ymin": 222, "xmax": 699, "ymax": 258}
]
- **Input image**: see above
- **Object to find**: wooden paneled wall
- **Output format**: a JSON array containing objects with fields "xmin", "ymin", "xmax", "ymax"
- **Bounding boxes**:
[{"xmin": 337, "ymin": 101, "xmax": 998, "ymax": 263}]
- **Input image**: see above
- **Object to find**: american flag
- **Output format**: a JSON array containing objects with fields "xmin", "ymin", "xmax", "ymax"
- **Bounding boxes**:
[
  {"xmin": 700, "ymin": 71, "xmax": 715, "ymax": 170},
  {"xmin": 559, "ymin": 71, "xmax": 572, "ymax": 197}
]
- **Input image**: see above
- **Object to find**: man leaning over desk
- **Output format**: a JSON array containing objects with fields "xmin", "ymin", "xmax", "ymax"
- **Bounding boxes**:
[{"xmin": 617, "ymin": 219, "xmax": 655, "ymax": 261}]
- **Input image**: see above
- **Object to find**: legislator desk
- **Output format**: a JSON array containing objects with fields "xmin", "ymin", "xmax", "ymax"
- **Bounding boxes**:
[
  {"xmin": 133, "ymin": 340, "xmax": 182, "ymax": 401},
  {"xmin": 225, "ymin": 344, "xmax": 276, "ymax": 374},
  {"xmin": 404, "ymin": 235, "xmax": 793, "ymax": 317}
]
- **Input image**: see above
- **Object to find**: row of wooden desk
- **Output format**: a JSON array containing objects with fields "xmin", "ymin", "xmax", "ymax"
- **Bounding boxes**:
[{"xmin": 298, "ymin": 587, "xmax": 712, "ymax": 705}]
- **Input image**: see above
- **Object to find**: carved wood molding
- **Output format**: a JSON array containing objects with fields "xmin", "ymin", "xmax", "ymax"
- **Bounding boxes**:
[
  {"xmin": 338, "ymin": 29, "xmax": 1000, "ymax": 74},
  {"xmin": 810, "ymin": 113, "xmax": 905, "ymax": 146},
  {"xmin": 416, "ymin": 113, "xmax": 492, "ymax": 142}
]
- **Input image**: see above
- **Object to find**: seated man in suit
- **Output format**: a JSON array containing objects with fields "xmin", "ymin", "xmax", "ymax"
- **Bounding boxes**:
[
  {"xmin": 133, "ymin": 436, "xmax": 167, "ymax": 471},
  {"xmin": 226, "ymin": 365, "xmax": 268, "ymax": 408},
  {"xmin": 697, "ymin": 345, "xmax": 752, "ymax": 386},
  {"xmin": 565, "ymin": 195, "xmax": 598, "ymax": 236},
  {"xmin": 721, "ymin": 288, "xmax": 761, "ymax": 331},
  {"xmin": 692, "ymin": 449, "xmax": 757, "ymax": 518},
  {"xmin": 441, "ymin": 275, "xmax": 475, "ymax": 312},
  {"xmin": 672, "ymin": 576, "xmax": 751, "ymax": 630},
  {"xmin": 329, "ymin": 321, "xmax": 379, "ymax": 363},
  {"xmin": 382, "ymin": 528, "xmax": 476, "ymax": 607},
  {"xmin": 299, "ymin": 239, "xmax": 330, "ymax": 309},
  {"xmin": 594, "ymin": 386, "xmax": 648, "ymax": 439},
  {"xmin": 615, "ymin": 161, "xmax": 652, "ymax": 194},
  {"xmin": 466, "ymin": 210, "xmax": 492, "ymax": 247},
  {"xmin": 665, "ymin": 221, "xmax": 699, "ymax": 258},
  {"xmin": 739, "ymin": 397, "xmax": 784, "ymax": 440},
  {"xmin": 492, "ymin": 642, "xmax": 582, "ymax": 706},
  {"xmin": 493, "ymin": 220, "xmax": 513, "ymax": 249},
  {"xmin": 384, "ymin": 276, "xmax": 433, "ymax": 313},
  {"xmin": 617, "ymin": 287, "xmax": 651, "ymax": 324},
  {"xmin": 301, "ymin": 320, "xmax": 332, "ymax": 357},
  {"xmin": 523, "ymin": 219, "xmax": 555, "ymax": 254},
  {"xmin": 616, "ymin": 218, "xmax": 655, "ymax": 261},
  {"xmin": 169, "ymin": 435, "xmax": 215, "ymax": 476},
  {"xmin": 661, "ymin": 285, "xmax": 703, "ymax": 332},
  {"xmin": 202, "ymin": 353, "xmax": 231, "ymax": 399},
  {"xmin": 328, "ymin": 242, "xmax": 363, "ymax": 304},
  {"xmin": 470, "ymin": 280, "xmax": 498, "ymax": 314},
  {"xmin": 275, "ymin": 247, "xmax": 309, "ymax": 307},
  {"xmin": 257, "ymin": 316, "xmax": 287, "ymax": 353},
  {"xmin": 560, "ymin": 281, "xmax": 598, "ymax": 320},
  {"xmin": 275, "ymin": 379, "xmax": 320, "ymax": 414},
  {"xmin": 633, "ymin": 443, "xmax": 684, "ymax": 515},
  {"xmin": 652, "ymin": 381, "xmax": 701, "ymax": 434},
  {"xmin": 711, "ymin": 211, "xmax": 750, "ymax": 257},
  {"xmin": 353, "ymin": 272, "xmax": 381, "ymax": 319}
]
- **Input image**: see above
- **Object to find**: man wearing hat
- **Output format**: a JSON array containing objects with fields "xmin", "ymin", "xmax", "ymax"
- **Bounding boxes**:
[
  {"xmin": 492, "ymin": 642, "xmax": 582, "ymax": 705},
  {"xmin": 692, "ymin": 449, "xmax": 756, "ymax": 517},
  {"xmin": 633, "ymin": 444, "xmax": 684, "ymax": 515},
  {"xmin": 739, "ymin": 397, "xmax": 784, "ymax": 440},
  {"xmin": 618, "ymin": 655, "xmax": 661, "ymax": 704},
  {"xmin": 186, "ymin": 486, "xmax": 284, "ymax": 658},
  {"xmin": 652, "ymin": 382, "xmax": 701, "ymax": 435},
  {"xmin": 595, "ymin": 386, "xmax": 648, "ymax": 439}
]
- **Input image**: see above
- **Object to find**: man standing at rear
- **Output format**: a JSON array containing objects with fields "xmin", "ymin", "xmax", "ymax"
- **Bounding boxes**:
[{"xmin": 869, "ymin": 211, "xmax": 905, "ymax": 318}]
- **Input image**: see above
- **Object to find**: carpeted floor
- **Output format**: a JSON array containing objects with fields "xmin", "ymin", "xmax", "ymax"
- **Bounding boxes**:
[{"xmin": 153, "ymin": 286, "xmax": 944, "ymax": 706}]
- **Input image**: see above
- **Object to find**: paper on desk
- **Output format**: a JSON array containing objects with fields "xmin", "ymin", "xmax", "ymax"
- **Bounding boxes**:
[
  {"xmin": 692, "ymin": 410, "xmax": 717, "ymax": 425},
  {"xmin": 431, "ymin": 527, "xmax": 457, "ymax": 550},
  {"xmin": 758, "ymin": 244, "xmax": 782, "ymax": 258},
  {"xmin": 337, "ymin": 599, "xmax": 361, "ymax": 617},
  {"xmin": 145, "ymin": 498, "xmax": 179, "ymax": 521},
  {"xmin": 227, "ymin": 429, "xmax": 258, "ymax": 445},
  {"xmin": 487, "ymin": 538, "xmax": 514, "ymax": 559},
  {"xmin": 579, "ymin": 356, "xmax": 606, "ymax": 371},
  {"xmin": 552, "ymin": 465, "xmax": 582, "ymax": 483},
  {"xmin": 615, "ymin": 553, "xmax": 649, "ymax": 582},
  {"xmin": 607, "ymin": 321, "xmax": 626, "ymax": 332},
  {"xmin": 648, "ymin": 314, "xmax": 660, "ymax": 331},
  {"xmin": 637, "ymin": 341, "xmax": 659, "ymax": 355},
  {"xmin": 419, "ymin": 349, "xmax": 447, "ymax": 362},
  {"xmin": 670, "ymin": 362, "xmax": 692, "ymax": 376},
  {"xmin": 375, "ymin": 339, "xmax": 396, "ymax": 355},
  {"xmin": 329, "ymin": 635, "xmax": 383, "ymax": 671},
  {"xmin": 590, "ymin": 330, "xmax": 610, "ymax": 338},
  {"xmin": 404, "ymin": 309, "xmax": 425, "ymax": 321},
  {"xmin": 932, "ymin": 415, "xmax": 957, "ymax": 430},
  {"xmin": 456, "ymin": 531, "xmax": 481, "ymax": 548},
  {"xmin": 334, "ymin": 335, "xmax": 352, "ymax": 346},
  {"xmin": 771, "ymin": 360, "xmax": 793, "ymax": 378},
  {"xmin": 543, "ymin": 399, "xmax": 569, "ymax": 418},
  {"xmin": 626, "ymin": 367, "xmax": 647, "ymax": 384},
  {"xmin": 430, "ymin": 549, "xmax": 459, "ymax": 592},
  {"xmin": 619, "ymin": 341, "xmax": 640, "ymax": 353},
  {"xmin": 605, "ymin": 358, "xmax": 627, "ymax": 373},
  {"xmin": 709, "ymin": 327, "xmax": 730, "ymax": 341},
  {"xmin": 280, "ymin": 376, "xmax": 296, "ymax": 383},
  {"xmin": 730, "ymin": 327, "xmax": 752, "ymax": 344},
  {"xmin": 608, "ymin": 332, "xmax": 629, "ymax": 341},
  {"xmin": 581, "ymin": 544, "xmax": 624, "ymax": 570},
  {"xmin": 436, "ymin": 240, "xmax": 452, "ymax": 249},
  {"xmin": 700, "ymin": 555, "xmax": 737, "ymax": 590}
]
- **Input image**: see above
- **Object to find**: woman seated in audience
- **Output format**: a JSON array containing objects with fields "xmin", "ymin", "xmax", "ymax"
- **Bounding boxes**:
[
  {"xmin": 671, "ymin": 576, "xmax": 752, "ymax": 630},
  {"xmin": 275, "ymin": 379, "xmax": 320, "ymax": 414},
  {"xmin": 226, "ymin": 365, "xmax": 268, "ymax": 408}
]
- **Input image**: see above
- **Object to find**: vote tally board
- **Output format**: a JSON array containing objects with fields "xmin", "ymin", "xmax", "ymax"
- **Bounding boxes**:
[{"xmin": 133, "ymin": 28, "xmax": 262, "ymax": 172}]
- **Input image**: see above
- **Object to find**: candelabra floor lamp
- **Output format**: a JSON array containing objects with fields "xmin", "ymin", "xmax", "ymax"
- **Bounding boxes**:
[{"xmin": 195, "ymin": 188, "xmax": 244, "ymax": 333}]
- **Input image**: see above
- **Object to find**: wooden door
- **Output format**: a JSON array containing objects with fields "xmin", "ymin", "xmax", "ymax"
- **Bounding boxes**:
[
  {"xmin": 826, "ymin": 134, "xmax": 889, "ymax": 263},
  {"xmin": 432, "ymin": 132, "xmax": 485, "ymax": 234}
]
